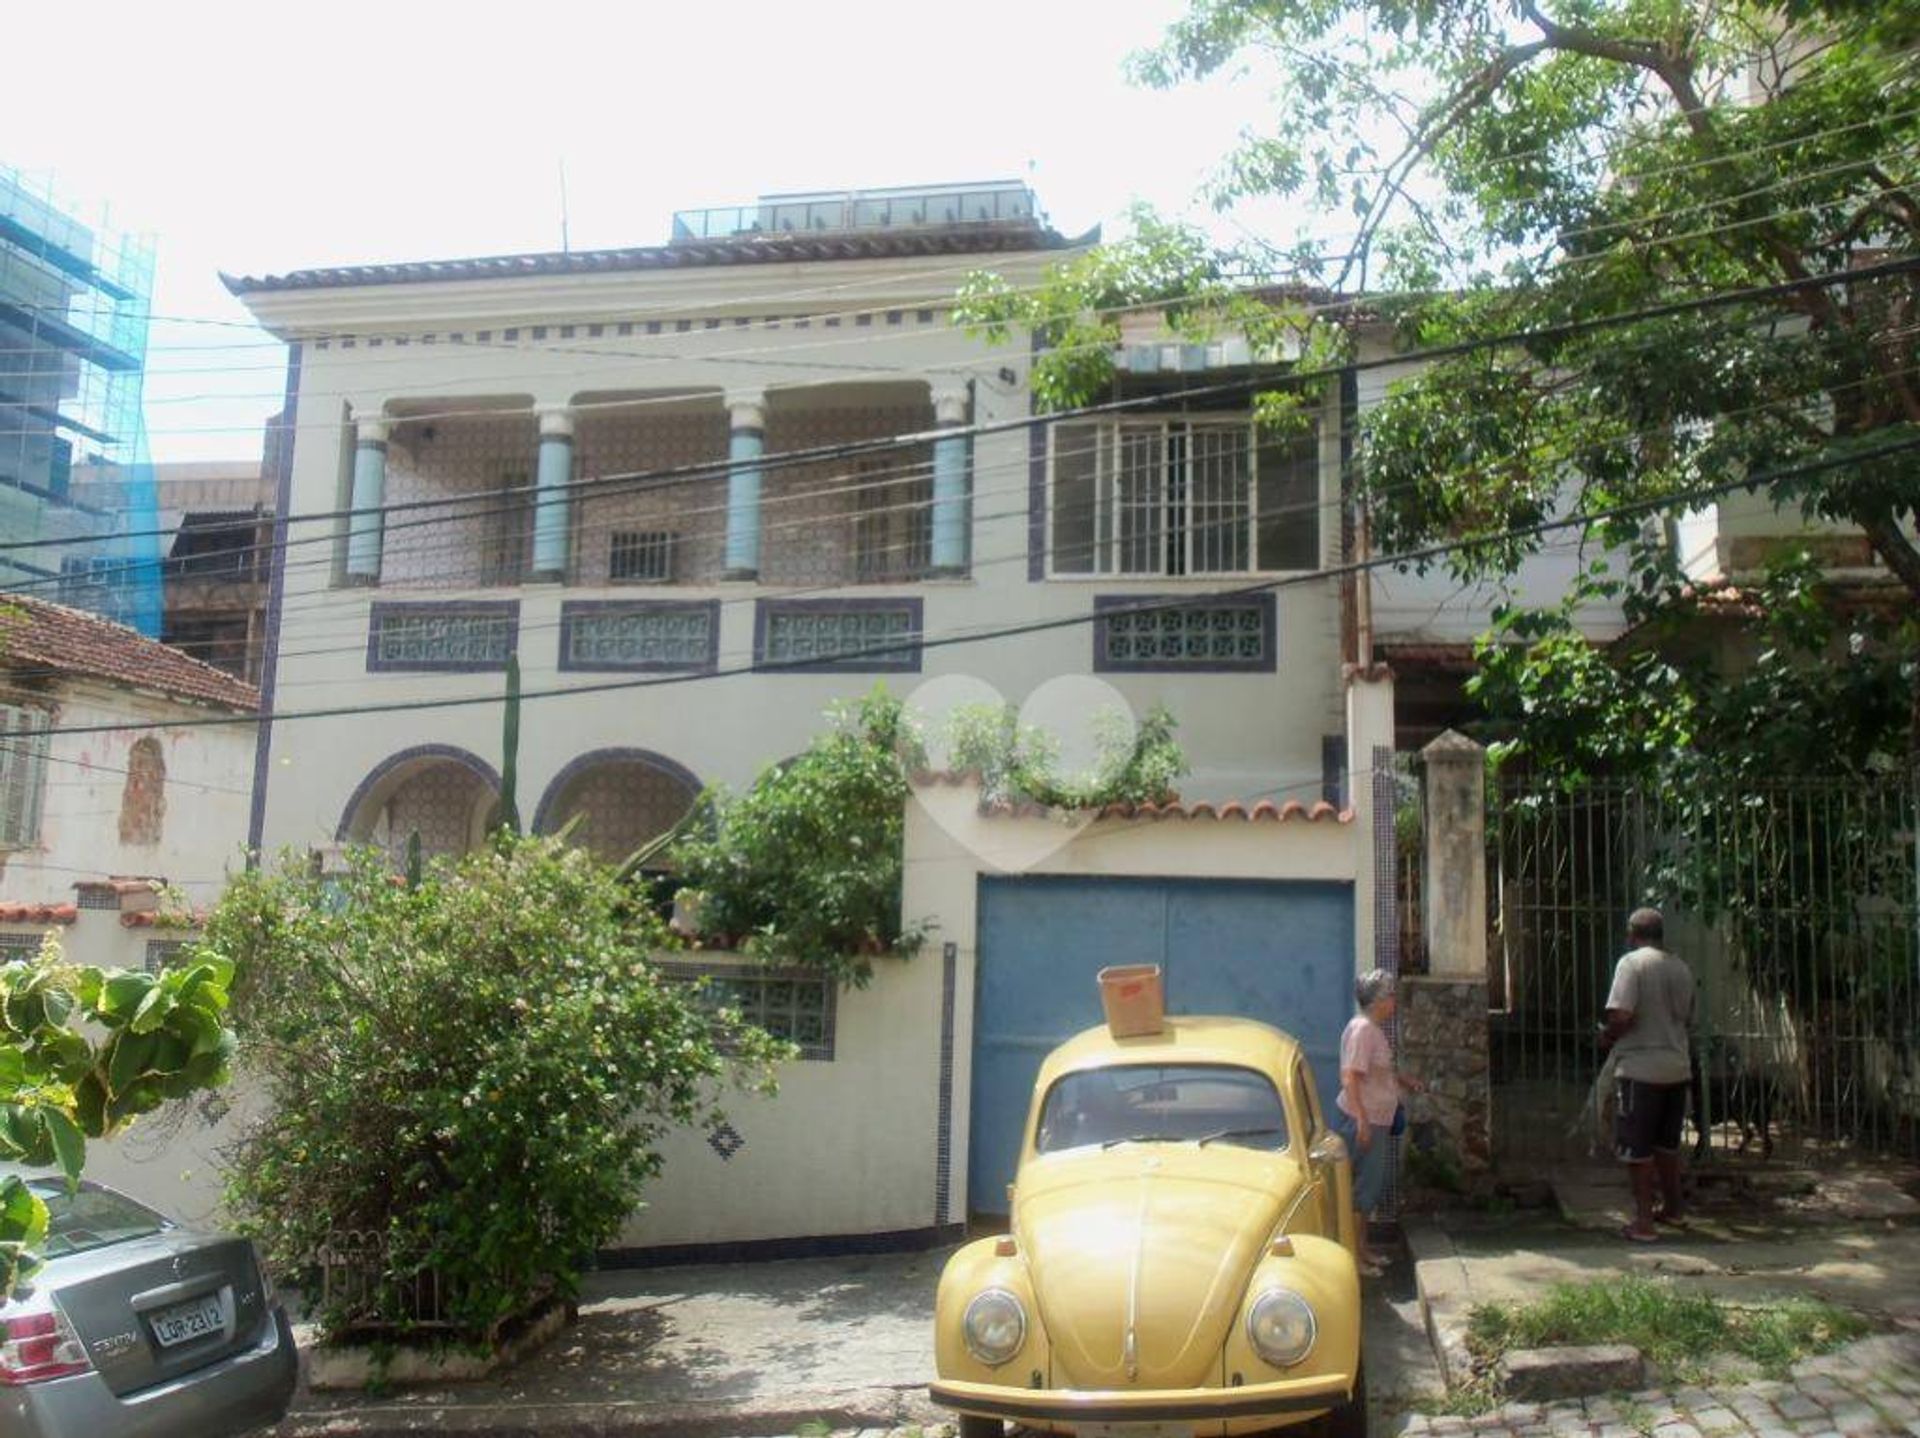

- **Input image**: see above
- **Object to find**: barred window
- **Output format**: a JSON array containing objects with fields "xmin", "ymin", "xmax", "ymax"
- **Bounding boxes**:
[
  {"xmin": 662, "ymin": 962, "xmax": 836, "ymax": 1060},
  {"xmin": 559, "ymin": 601, "xmax": 718, "ymax": 672},
  {"xmin": 0, "ymin": 931, "xmax": 48, "ymax": 958},
  {"xmin": 0, "ymin": 703, "xmax": 51, "ymax": 848},
  {"xmin": 1094, "ymin": 595, "xmax": 1276, "ymax": 673},
  {"xmin": 1048, "ymin": 419, "xmax": 1319, "ymax": 576},
  {"xmin": 367, "ymin": 603, "xmax": 518, "ymax": 672},
  {"xmin": 756, "ymin": 599, "xmax": 922, "ymax": 672},
  {"xmin": 145, "ymin": 939, "xmax": 190, "ymax": 974}
]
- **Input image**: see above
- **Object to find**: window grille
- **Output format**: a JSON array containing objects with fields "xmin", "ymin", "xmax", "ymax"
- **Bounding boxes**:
[
  {"xmin": 662, "ymin": 961, "xmax": 836, "ymax": 1060},
  {"xmin": 757, "ymin": 600, "xmax": 922, "ymax": 672},
  {"xmin": 1049, "ymin": 419, "xmax": 1319, "ymax": 576},
  {"xmin": 366, "ymin": 603, "xmax": 518, "ymax": 672},
  {"xmin": 145, "ymin": 939, "xmax": 189, "ymax": 974},
  {"xmin": 559, "ymin": 602, "xmax": 718, "ymax": 672},
  {"xmin": 0, "ymin": 931, "xmax": 47, "ymax": 958},
  {"xmin": 1094, "ymin": 595, "xmax": 1276, "ymax": 673},
  {"xmin": 0, "ymin": 703, "xmax": 51, "ymax": 848},
  {"xmin": 851, "ymin": 468, "xmax": 933, "ymax": 582},
  {"xmin": 608, "ymin": 530, "xmax": 676, "ymax": 583}
]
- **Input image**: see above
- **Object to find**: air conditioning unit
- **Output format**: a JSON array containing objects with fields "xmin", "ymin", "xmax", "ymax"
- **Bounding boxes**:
[{"xmin": 609, "ymin": 530, "xmax": 675, "ymax": 583}]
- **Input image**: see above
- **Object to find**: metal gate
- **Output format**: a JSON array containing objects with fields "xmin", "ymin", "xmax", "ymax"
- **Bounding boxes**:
[
  {"xmin": 970, "ymin": 875, "xmax": 1354, "ymax": 1218},
  {"xmin": 1489, "ymin": 776, "xmax": 1920, "ymax": 1162}
]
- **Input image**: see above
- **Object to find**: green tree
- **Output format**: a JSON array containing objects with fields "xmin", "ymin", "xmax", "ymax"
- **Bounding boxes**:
[
  {"xmin": 203, "ymin": 835, "xmax": 787, "ymax": 1341},
  {"xmin": 959, "ymin": 0, "xmax": 1920, "ymax": 759},
  {"xmin": 1, "ymin": 939, "xmax": 236, "ymax": 1293}
]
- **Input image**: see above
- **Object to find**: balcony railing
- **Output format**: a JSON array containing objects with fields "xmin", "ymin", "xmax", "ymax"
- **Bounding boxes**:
[{"xmin": 671, "ymin": 184, "xmax": 1038, "ymax": 243}]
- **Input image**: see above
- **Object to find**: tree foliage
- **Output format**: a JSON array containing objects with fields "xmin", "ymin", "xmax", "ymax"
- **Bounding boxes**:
[
  {"xmin": 962, "ymin": 0, "xmax": 1919, "ymax": 766},
  {"xmin": 670, "ymin": 688, "xmax": 926, "ymax": 988},
  {"xmin": 204, "ymin": 836, "xmax": 787, "ymax": 1341},
  {"xmin": 0, "ymin": 940, "xmax": 235, "ymax": 1293}
]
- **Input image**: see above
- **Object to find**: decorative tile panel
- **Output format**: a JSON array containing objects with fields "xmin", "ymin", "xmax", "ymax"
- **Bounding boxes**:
[
  {"xmin": 1092, "ymin": 594, "xmax": 1276, "ymax": 673},
  {"xmin": 558, "ymin": 601, "xmax": 719, "ymax": 673},
  {"xmin": 663, "ymin": 960, "xmax": 836, "ymax": 1060},
  {"xmin": 755, "ymin": 598, "xmax": 923, "ymax": 673},
  {"xmin": 367, "ymin": 602, "xmax": 518, "ymax": 672}
]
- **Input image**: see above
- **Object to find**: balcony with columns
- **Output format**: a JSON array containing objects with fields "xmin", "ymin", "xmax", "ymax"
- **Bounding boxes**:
[{"xmin": 343, "ymin": 380, "xmax": 971, "ymax": 591}]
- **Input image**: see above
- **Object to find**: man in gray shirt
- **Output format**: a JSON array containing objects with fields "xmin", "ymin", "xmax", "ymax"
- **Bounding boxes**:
[{"xmin": 1602, "ymin": 907, "xmax": 1696, "ymax": 1241}]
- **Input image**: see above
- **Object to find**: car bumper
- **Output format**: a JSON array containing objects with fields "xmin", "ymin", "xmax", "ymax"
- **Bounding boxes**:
[
  {"xmin": 929, "ymin": 1368, "xmax": 1355, "ymax": 1427},
  {"xmin": 0, "ymin": 1307, "xmax": 298, "ymax": 1438}
]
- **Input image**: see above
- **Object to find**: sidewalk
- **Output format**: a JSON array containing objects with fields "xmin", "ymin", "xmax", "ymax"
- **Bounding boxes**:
[{"xmin": 275, "ymin": 1249, "xmax": 949, "ymax": 1438}]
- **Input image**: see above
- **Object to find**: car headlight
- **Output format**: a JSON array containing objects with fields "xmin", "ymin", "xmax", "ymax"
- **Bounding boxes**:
[
  {"xmin": 1246, "ymin": 1288, "xmax": 1317, "ymax": 1367},
  {"xmin": 962, "ymin": 1287, "xmax": 1027, "ymax": 1366}
]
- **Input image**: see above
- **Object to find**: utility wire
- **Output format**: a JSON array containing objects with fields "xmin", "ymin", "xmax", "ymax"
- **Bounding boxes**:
[{"xmin": 27, "ymin": 435, "xmax": 1920, "ymax": 741}]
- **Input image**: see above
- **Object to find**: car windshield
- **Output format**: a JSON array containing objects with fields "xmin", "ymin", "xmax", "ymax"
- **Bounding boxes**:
[
  {"xmin": 1035, "ymin": 1063, "xmax": 1289, "ymax": 1154},
  {"xmin": 27, "ymin": 1181, "xmax": 168, "ymax": 1258}
]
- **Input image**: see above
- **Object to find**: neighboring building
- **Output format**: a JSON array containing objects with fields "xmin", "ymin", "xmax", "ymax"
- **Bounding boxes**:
[
  {"xmin": 0, "ymin": 168, "xmax": 163, "ymax": 634},
  {"xmin": 75, "ymin": 460, "xmax": 275, "ymax": 682},
  {"xmin": 223, "ymin": 182, "xmax": 1401, "ymax": 1251},
  {"xmin": 0, "ymin": 594, "xmax": 259, "ymax": 951}
]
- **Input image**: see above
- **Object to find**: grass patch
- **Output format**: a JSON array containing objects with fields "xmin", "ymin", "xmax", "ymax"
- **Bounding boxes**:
[{"xmin": 1466, "ymin": 1276, "xmax": 1867, "ymax": 1383}]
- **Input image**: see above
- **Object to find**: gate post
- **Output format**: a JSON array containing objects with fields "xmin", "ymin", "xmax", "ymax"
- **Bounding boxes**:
[{"xmin": 1404, "ymin": 730, "xmax": 1492, "ymax": 1176}]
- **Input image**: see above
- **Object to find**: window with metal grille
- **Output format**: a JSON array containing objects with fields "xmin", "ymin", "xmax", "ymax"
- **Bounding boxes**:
[
  {"xmin": 609, "ymin": 530, "xmax": 676, "ymax": 583},
  {"xmin": 559, "ymin": 601, "xmax": 718, "ymax": 672},
  {"xmin": 366, "ymin": 603, "xmax": 518, "ymax": 672},
  {"xmin": 850, "ymin": 464, "xmax": 933, "ymax": 582},
  {"xmin": 756, "ymin": 599, "xmax": 923, "ymax": 672},
  {"xmin": 661, "ymin": 961, "xmax": 836, "ymax": 1060},
  {"xmin": 1048, "ymin": 418, "xmax": 1319, "ymax": 576},
  {"xmin": 145, "ymin": 939, "xmax": 189, "ymax": 974},
  {"xmin": 0, "ymin": 702, "xmax": 51, "ymax": 848},
  {"xmin": 1093, "ymin": 594, "xmax": 1277, "ymax": 672},
  {"xmin": 0, "ymin": 931, "xmax": 48, "ymax": 958}
]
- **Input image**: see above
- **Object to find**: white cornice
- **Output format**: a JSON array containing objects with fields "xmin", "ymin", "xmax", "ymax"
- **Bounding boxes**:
[{"xmin": 236, "ymin": 248, "xmax": 1085, "ymax": 338}]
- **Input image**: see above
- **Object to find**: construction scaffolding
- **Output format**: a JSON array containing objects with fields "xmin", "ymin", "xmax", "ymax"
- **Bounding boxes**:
[{"xmin": 0, "ymin": 165, "xmax": 161, "ymax": 635}]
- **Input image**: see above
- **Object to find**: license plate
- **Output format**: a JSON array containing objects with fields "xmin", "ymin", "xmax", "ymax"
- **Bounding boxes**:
[{"xmin": 150, "ymin": 1294, "xmax": 222, "ymax": 1348}]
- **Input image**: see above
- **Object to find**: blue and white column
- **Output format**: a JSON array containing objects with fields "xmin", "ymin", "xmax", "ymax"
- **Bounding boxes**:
[
  {"xmin": 531, "ymin": 406, "xmax": 575, "ymax": 582},
  {"xmin": 723, "ymin": 389, "xmax": 766, "ymax": 581},
  {"xmin": 345, "ymin": 417, "xmax": 389, "ymax": 583},
  {"xmin": 929, "ymin": 381, "xmax": 970, "ymax": 576}
]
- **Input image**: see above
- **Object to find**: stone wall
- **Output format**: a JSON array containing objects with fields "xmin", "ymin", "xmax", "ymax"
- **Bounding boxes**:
[{"xmin": 1400, "ymin": 975, "xmax": 1492, "ymax": 1176}]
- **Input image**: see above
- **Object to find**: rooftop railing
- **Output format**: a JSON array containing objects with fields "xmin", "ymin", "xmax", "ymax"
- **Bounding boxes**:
[{"xmin": 671, "ymin": 185, "xmax": 1039, "ymax": 243}]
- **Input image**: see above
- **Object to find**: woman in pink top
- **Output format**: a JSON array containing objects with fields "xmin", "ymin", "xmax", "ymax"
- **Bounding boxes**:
[{"xmin": 1331, "ymin": 969, "xmax": 1426, "ymax": 1275}]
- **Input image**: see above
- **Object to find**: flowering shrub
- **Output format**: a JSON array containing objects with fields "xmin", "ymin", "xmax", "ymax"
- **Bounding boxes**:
[{"xmin": 203, "ymin": 835, "xmax": 788, "ymax": 1341}]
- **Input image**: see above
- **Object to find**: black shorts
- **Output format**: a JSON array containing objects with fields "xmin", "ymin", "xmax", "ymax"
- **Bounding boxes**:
[{"xmin": 1614, "ymin": 1076, "xmax": 1688, "ymax": 1162}]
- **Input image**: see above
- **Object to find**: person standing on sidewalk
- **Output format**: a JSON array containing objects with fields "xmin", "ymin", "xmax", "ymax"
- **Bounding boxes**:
[
  {"xmin": 1331, "ymin": 969, "xmax": 1426, "ymax": 1276},
  {"xmin": 1601, "ymin": 907, "xmax": 1696, "ymax": 1242}
]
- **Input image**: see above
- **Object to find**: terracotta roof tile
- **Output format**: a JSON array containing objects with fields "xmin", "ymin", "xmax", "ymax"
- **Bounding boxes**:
[
  {"xmin": 0, "ymin": 594, "xmax": 258, "ymax": 712},
  {"xmin": 223, "ymin": 221, "xmax": 1089, "ymax": 297},
  {"xmin": 912, "ymin": 773, "xmax": 1351, "ymax": 824},
  {"xmin": 0, "ymin": 903, "xmax": 78, "ymax": 925}
]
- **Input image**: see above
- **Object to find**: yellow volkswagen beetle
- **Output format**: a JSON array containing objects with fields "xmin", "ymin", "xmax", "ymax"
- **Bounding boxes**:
[{"xmin": 931, "ymin": 1014, "xmax": 1365, "ymax": 1438}]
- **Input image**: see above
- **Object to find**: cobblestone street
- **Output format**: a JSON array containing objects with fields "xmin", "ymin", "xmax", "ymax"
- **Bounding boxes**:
[{"xmin": 1398, "ymin": 1333, "xmax": 1920, "ymax": 1438}]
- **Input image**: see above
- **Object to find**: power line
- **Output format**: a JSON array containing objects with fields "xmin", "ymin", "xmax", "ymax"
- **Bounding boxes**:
[
  {"xmin": 29, "ymin": 435, "xmax": 1920, "ymax": 741},
  {"xmin": 4, "ymin": 251, "xmax": 1910, "ymax": 575}
]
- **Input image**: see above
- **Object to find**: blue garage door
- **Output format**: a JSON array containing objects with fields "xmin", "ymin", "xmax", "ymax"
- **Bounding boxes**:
[{"xmin": 969, "ymin": 874, "xmax": 1353, "ymax": 1218}]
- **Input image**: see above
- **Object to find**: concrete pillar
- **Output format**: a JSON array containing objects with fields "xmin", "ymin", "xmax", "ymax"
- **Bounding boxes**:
[
  {"xmin": 1404, "ymin": 728, "xmax": 1492, "ymax": 1177},
  {"xmin": 345, "ymin": 418, "xmax": 389, "ymax": 583},
  {"xmin": 929, "ymin": 381, "xmax": 969, "ymax": 576},
  {"xmin": 722, "ymin": 390, "xmax": 766, "ymax": 580},
  {"xmin": 1420, "ymin": 729, "xmax": 1487, "ymax": 980},
  {"xmin": 530, "ymin": 407, "xmax": 574, "ymax": 582}
]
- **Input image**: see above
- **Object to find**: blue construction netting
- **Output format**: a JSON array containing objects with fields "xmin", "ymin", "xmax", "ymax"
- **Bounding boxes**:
[{"xmin": 0, "ymin": 166, "xmax": 162, "ymax": 636}]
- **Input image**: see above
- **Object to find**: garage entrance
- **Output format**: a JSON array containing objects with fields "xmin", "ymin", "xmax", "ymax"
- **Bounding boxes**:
[{"xmin": 968, "ymin": 874, "xmax": 1354, "ymax": 1218}]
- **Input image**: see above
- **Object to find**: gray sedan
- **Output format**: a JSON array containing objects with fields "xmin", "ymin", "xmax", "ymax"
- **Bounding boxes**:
[{"xmin": 0, "ymin": 1170, "xmax": 296, "ymax": 1438}]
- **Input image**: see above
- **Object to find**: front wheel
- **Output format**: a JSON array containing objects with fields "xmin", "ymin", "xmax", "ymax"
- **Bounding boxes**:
[
  {"xmin": 1323, "ymin": 1359, "xmax": 1368, "ymax": 1438},
  {"xmin": 958, "ymin": 1415, "xmax": 1004, "ymax": 1438}
]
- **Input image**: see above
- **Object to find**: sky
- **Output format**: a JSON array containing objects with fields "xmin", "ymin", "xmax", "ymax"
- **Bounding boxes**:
[{"xmin": 8, "ymin": 0, "xmax": 1309, "ymax": 464}]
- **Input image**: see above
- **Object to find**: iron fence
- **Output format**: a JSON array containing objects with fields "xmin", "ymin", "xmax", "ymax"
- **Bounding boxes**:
[{"xmin": 1487, "ymin": 775, "xmax": 1920, "ymax": 1164}]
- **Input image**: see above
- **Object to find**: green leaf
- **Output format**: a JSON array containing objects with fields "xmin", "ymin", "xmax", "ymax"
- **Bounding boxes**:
[
  {"xmin": 99, "ymin": 972, "xmax": 154, "ymax": 1024},
  {"xmin": 42, "ymin": 1111, "xmax": 84, "ymax": 1188},
  {"xmin": 107, "ymin": 1031, "xmax": 160, "ymax": 1095}
]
